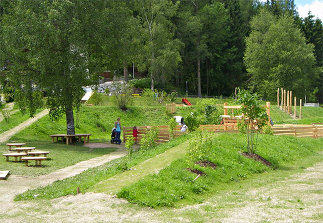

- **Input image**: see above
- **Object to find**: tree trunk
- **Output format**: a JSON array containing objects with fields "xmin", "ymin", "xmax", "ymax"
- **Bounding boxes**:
[
  {"xmin": 123, "ymin": 62, "xmax": 128, "ymax": 83},
  {"xmin": 197, "ymin": 58, "xmax": 202, "ymax": 97},
  {"xmin": 66, "ymin": 108, "xmax": 75, "ymax": 135},
  {"xmin": 151, "ymin": 77, "xmax": 154, "ymax": 91}
]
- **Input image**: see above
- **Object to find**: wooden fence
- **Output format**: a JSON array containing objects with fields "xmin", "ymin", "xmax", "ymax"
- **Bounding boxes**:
[
  {"xmin": 272, "ymin": 124, "xmax": 323, "ymax": 138},
  {"xmin": 123, "ymin": 125, "xmax": 183, "ymax": 143}
]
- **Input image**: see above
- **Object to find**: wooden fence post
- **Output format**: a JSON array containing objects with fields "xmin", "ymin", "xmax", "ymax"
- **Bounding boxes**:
[
  {"xmin": 287, "ymin": 91, "xmax": 289, "ymax": 113},
  {"xmin": 300, "ymin": 99, "xmax": 302, "ymax": 119},
  {"xmin": 224, "ymin": 102, "xmax": 228, "ymax": 115},
  {"xmin": 284, "ymin": 90, "xmax": 286, "ymax": 112},
  {"xmin": 281, "ymin": 88, "xmax": 283, "ymax": 109},
  {"xmin": 288, "ymin": 91, "xmax": 293, "ymax": 114},
  {"xmin": 123, "ymin": 127, "xmax": 126, "ymax": 143},
  {"xmin": 277, "ymin": 88, "xmax": 280, "ymax": 107},
  {"xmin": 266, "ymin": 102, "xmax": 271, "ymax": 124},
  {"xmin": 294, "ymin": 97, "xmax": 296, "ymax": 119}
]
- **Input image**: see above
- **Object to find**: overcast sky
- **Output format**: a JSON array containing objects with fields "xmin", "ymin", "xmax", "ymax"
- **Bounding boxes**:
[{"xmin": 259, "ymin": 0, "xmax": 323, "ymax": 20}]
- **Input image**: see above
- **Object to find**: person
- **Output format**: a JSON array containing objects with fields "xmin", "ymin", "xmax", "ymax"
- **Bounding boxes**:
[
  {"xmin": 181, "ymin": 123, "xmax": 188, "ymax": 132},
  {"xmin": 133, "ymin": 126, "xmax": 138, "ymax": 144},
  {"xmin": 115, "ymin": 117, "xmax": 121, "ymax": 144}
]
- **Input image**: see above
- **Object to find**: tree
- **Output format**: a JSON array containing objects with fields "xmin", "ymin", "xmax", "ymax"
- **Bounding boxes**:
[
  {"xmin": 135, "ymin": 0, "xmax": 182, "ymax": 90},
  {"xmin": 244, "ymin": 9, "xmax": 319, "ymax": 100},
  {"xmin": 1, "ymin": 0, "xmax": 103, "ymax": 134},
  {"xmin": 237, "ymin": 90, "xmax": 268, "ymax": 155}
]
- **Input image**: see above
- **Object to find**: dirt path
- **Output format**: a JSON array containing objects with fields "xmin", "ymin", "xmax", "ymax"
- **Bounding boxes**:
[
  {"xmin": 0, "ymin": 145, "xmax": 127, "ymax": 218},
  {"xmin": 0, "ymin": 109, "xmax": 49, "ymax": 143},
  {"xmin": 0, "ymin": 159, "xmax": 321, "ymax": 222}
]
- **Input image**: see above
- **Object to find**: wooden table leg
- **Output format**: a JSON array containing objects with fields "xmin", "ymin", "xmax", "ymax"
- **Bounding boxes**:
[
  {"xmin": 25, "ymin": 160, "xmax": 28, "ymax": 166},
  {"xmin": 15, "ymin": 157, "xmax": 17, "ymax": 162},
  {"xmin": 6, "ymin": 156, "xmax": 9, "ymax": 162}
]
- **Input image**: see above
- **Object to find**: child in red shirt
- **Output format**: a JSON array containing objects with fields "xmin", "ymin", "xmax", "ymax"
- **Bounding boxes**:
[{"xmin": 133, "ymin": 126, "xmax": 138, "ymax": 144}]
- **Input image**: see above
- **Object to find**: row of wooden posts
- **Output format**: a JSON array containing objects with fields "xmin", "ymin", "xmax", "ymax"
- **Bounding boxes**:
[{"xmin": 277, "ymin": 88, "xmax": 302, "ymax": 119}]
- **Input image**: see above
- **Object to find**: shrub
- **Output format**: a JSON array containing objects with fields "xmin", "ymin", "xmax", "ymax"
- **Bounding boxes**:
[
  {"xmin": 185, "ymin": 112, "xmax": 200, "ymax": 132},
  {"xmin": 130, "ymin": 78, "xmax": 151, "ymax": 89},
  {"xmin": 140, "ymin": 127, "xmax": 159, "ymax": 150},
  {"xmin": 111, "ymin": 82, "xmax": 133, "ymax": 111},
  {"xmin": 90, "ymin": 91, "xmax": 103, "ymax": 106},
  {"xmin": 125, "ymin": 136, "xmax": 136, "ymax": 160},
  {"xmin": 187, "ymin": 130, "xmax": 214, "ymax": 162}
]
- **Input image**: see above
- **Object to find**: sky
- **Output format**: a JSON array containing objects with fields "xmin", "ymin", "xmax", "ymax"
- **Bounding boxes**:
[{"xmin": 259, "ymin": 0, "xmax": 323, "ymax": 20}]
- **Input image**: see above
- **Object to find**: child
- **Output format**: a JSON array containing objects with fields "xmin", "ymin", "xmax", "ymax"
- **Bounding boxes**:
[{"xmin": 133, "ymin": 126, "xmax": 138, "ymax": 144}]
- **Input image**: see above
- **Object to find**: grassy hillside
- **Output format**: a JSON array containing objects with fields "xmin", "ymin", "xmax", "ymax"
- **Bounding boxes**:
[
  {"xmin": 118, "ymin": 133, "xmax": 323, "ymax": 207},
  {"xmin": 10, "ymin": 106, "xmax": 172, "ymax": 142}
]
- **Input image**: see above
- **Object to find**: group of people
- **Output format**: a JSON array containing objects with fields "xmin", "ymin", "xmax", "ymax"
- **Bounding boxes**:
[{"xmin": 111, "ymin": 116, "xmax": 187, "ymax": 144}]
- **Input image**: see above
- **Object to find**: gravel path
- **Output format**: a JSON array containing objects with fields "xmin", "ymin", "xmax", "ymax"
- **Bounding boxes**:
[
  {"xmin": 0, "ymin": 145, "xmax": 127, "ymax": 220},
  {"xmin": 0, "ymin": 109, "xmax": 49, "ymax": 143}
]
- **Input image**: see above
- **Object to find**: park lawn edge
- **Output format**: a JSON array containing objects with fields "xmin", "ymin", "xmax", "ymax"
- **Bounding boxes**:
[
  {"xmin": 14, "ymin": 133, "xmax": 192, "ymax": 201},
  {"xmin": 117, "ymin": 133, "xmax": 323, "ymax": 208}
]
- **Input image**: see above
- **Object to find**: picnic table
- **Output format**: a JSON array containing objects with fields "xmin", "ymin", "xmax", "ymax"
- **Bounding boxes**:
[
  {"xmin": 6, "ymin": 143, "xmax": 26, "ymax": 151},
  {"xmin": 13, "ymin": 147, "xmax": 36, "ymax": 153},
  {"xmin": 50, "ymin": 134, "xmax": 91, "ymax": 145}
]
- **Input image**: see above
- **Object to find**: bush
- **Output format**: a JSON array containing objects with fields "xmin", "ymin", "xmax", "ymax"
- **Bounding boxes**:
[
  {"xmin": 125, "ymin": 136, "xmax": 136, "ymax": 160},
  {"xmin": 187, "ymin": 130, "xmax": 214, "ymax": 162},
  {"xmin": 130, "ymin": 78, "xmax": 151, "ymax": 89},
  {"xmin": 140, "ymin": 127, "xmax": 159, "ymax": 150},
  {"xmin": 185, "ymin": 113, "xmax": 200, "ymax": 132},
  {"xmin": 111, "ymin": 82, "xmax": 133, "ymax": 111},
  {"xmin": 90, "ymin": 91, "xmax": 103, "ymax": 106}
]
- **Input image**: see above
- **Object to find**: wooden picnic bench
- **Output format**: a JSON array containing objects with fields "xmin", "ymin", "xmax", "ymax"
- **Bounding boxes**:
[
  {"xmin": 21, "ymin": 157, "xmax": 47, "ymax": 167},
  {"xmin": 3, "ymin": 153, "xmax": 27, "ymax": 162},
  {"xmin": 6, "ymin": 143, "xmax": 26, "ymax": 151},
  {"xmin": 27, "ymin": 151, "xmax": 50, "ymax": 157},
  {"xmin": 12, "ymin": 147, "xmax": 36, "ymax": 153},
  {"xmin": 50, "ymin": 134, "xmax": 91, "ymax": 145}
]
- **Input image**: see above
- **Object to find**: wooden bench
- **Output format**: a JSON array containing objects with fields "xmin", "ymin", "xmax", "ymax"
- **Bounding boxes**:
[
  {"xmin": 6, "ymin": 143, "xmax": 26, "ymax": 151},
  {"xmin": 3, "ymin": 153, "xmax": 27, "ymax": 162},
  {"xmin": 50, "ymin": 134, "xmax": 91, "ymax": 145},
  {"xmin": 27, "ymin": 151, "xmax": 50, "ymax": 157},
  {"xmin": 21, "ymin": 157, "xmax": 47, "ymax": 167},
  {"xmin": 12, "ymin": 147, "xmax": 36, "ymax": 153},
  {"xmin": 0, "ymin": 171, "xmax": 10, "ymax": 180}
]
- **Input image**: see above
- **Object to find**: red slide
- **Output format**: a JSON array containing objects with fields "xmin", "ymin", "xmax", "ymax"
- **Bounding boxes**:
[{"xmin": 182, "ymin": 98, "xmax": 192, "ymax": 106}]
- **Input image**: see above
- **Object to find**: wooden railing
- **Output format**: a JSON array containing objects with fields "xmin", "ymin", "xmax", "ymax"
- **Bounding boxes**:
[{"xmin": 272, "ymin": 124, "xmax": 323, "ymax": 138}]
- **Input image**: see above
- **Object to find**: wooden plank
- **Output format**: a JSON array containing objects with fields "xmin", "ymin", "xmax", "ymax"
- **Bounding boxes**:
[
  {"xmin": 223, "ymin": 105, "xmax": 241, "ymax": 109},
  {"xmin": 0, "ymin": 171, "xmax": 10, "ymax": 180}
]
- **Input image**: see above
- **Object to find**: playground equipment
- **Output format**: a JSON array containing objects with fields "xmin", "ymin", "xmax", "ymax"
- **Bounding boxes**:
[
  {"xmin": 277, "ymin": 88, "xmax": 302, "ymax": 119},
  {"xmin": 182, "ymin": 98, "xmax": 192, "ymax": 106}
]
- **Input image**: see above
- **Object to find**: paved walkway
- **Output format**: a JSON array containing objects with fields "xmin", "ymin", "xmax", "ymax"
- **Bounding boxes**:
[
  {"xmin": 0, "ymin": 109, "xmax": 49, "ymax": 143},
  {"xmin": 0, "ymin": 145, "xmax": 127, "ymax": 216}
]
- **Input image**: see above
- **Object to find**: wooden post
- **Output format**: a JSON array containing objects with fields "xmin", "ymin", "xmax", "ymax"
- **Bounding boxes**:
[
  {"xmin": 286, "ymin": 91, "xmax": 289, "ymax": 113},
  {"xmin": 281, "ymin": 88, "xmax": 283, "ymax": 109},
  {"xmin": 300, "ymin": 99, "xmax": 302, "ymax": 119},
  {"xmin": 294, "ymin": 97, "xmax": 296, "ymax": 119},
  {"xmin": 277, "ymin": 88, "xmax": 280, "ymax": 107},
  {"xmin": 224, "ymin": 102, "xmax": 228, "ymax": 115},
  {"xmin": 284, "ymin": 90, "xmax": 286, "ymax": 112},
  {"xmin": 123, "ymin": 127, "xmax": 126, "ymax": 143},
  {"xmin": 266, "ymin": 102, "xmax": 271, "ymax": 125},
  {"xmin": 288, "ymin": 91, "xmax": 293, "ymax": 114}
]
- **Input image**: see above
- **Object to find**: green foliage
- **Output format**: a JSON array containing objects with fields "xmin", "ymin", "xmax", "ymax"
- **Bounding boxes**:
[
  {"xmin": 0, "ymin": 108, "xmax": 10, "ymax": 123},
  {"xmin": 244, "ymin": 9, "xmax": 319, "ymax": 100},
  {"xmin": 111, "ymin": 82, "xmax": 133, "ymax": 111},
  {"xmin": 90, "ymin": 91, "xmax": 103, "ymax": 106},
  {"xmin": 169, "ymin": 117, "xmax": 177, "ymax": 139},
  {"xmin": 185, "ymin": 112, "xmax": 200, "ymax": 132},
  {"xmin": 125, "ymin": 136, "xmax": 136, "ymax": 160},
  {"xmin": 168, "ymin": 91, "xmax": 177, "ymax": 102},
  {"xmin": 187, "ymin": 130, "xmax": 213, "ymax": 162},
  {"xmin": 140, "ymin": 127, "xmax": 159, "ymax": 151},
  {"xmin": 238, "ymin": 90, "xmax": 268, "ymax": 154},
  {"xmin": 118, "ymin": 133, "xmax": 323, "ymax": 207},
  {"xmin": 130, "ymin": 78, "xmax": 151, "ymax": 89}
]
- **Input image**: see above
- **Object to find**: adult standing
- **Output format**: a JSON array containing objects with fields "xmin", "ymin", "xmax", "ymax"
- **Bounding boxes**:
[{"xmin": 115, "ymin": 117, "xmax": 121, "ymax": 144}]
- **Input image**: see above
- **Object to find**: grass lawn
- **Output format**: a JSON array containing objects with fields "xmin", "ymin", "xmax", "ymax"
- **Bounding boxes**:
[
  {"xmin": 0, "ymin": 109, "xmax": 43, "ymax": 134},
  {"xmin": 117, "ymin": 133, "xmax": 323, "ymax": 207},
  {"xmin": 14, "ymin": 134, "xmax": 192, "ymax": 201},
  {"xmin": 0, "ymin": 141, "xmax": 117, "ymax": 176},
  {"xmin": 10, "ymin": 105, "xmax": 172, "ymax": 142}
]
